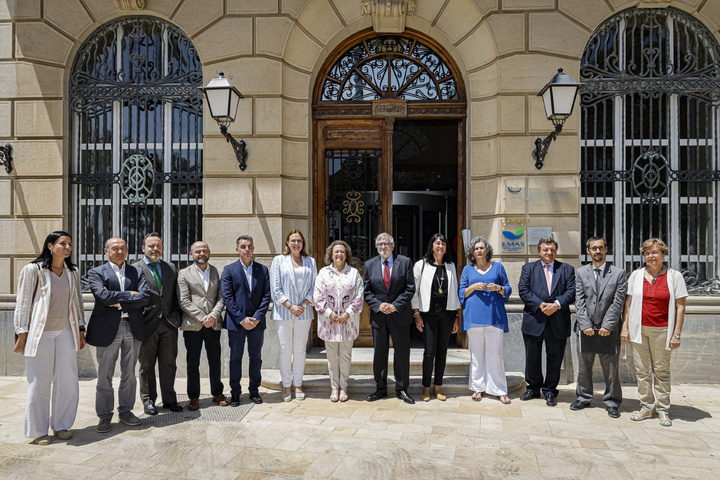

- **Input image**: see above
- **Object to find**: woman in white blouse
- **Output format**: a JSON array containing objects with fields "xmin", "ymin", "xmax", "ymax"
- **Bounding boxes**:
[
  {"xmin": 270, "ymin": 230, "xmax": 317, "ymax": 402},
  {"xmin": 313, "ymin": 241, "xmax": 364, "ymax": 402},
  {"xmin": 13, "ymin": 231, "xmax": 85, "ymax": 445}
]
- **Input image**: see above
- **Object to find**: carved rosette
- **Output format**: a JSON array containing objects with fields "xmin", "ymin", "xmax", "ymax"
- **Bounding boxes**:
[
  {"xmin": 114, "ymin": 0, "xmax": 146, "ymax": 10},
  {"xmin": 361, "ymin": 0, "xmax": 416, "ymax": 33}
]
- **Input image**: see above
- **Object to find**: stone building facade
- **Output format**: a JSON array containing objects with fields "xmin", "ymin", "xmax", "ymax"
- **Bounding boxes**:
[{"xmin": 1, "ymin": 0, "xmax": 718, "ymax": 382}]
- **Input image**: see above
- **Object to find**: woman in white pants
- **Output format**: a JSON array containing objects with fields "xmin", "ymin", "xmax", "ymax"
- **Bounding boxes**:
[
  {"xmin": 270, "ymin": 229, "xmax": 317, "ymax": 402},
  {"xmin": 313, "ymin": 241, "xmax": 364, "ymax": 402},
  {"xmin": 458, "ymin": 236, "xmax": 512, "ymax": 404},
  {"xmin": 13, "ymin": 231, "xmax": 86, "ymax": 445}
]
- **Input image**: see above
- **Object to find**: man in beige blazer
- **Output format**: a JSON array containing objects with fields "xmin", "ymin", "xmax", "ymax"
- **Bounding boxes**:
[{"xmin": 177, "ymin": 241, "xmax": 227, "ymax": 410}]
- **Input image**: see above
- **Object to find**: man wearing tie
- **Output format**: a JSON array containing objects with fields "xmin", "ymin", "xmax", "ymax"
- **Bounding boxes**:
[
  {"xmin": 571, "ymin": 236, "xmax": 627, "ymax": 417},
  {"xmin": 518, "ymin": 236, "xmax": 576, "ymax": 407},
  {"xmin": 133, "ymin": 233, "xmax": 183, "ymax": 414},
  {"xmin": 86, "ymin": 237, "xmax": 150, "ymax": 433},
  {"xmin": 364, "ymin": 233, "xmax": 416, "ymax": 404},
  {"xmin": 177, "ymin": 241, "xmax": 227, "ymax": 411},
  {"xmin": 221, "ymin": 235, "xmax": 271, "ymax": 406}
]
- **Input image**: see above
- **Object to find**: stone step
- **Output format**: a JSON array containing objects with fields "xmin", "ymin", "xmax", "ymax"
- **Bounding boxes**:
[
  {"xmin": 261, "ymin": 347, "xmax": 526, "ymax": 395},
  {"xmin": 302, "ymin": 347, "xmax": 471, "ymax": 376}
]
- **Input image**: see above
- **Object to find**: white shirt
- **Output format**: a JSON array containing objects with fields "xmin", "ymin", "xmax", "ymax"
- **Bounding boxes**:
[
  {"xmin": 195, "ymin": 264, "xmax": 210, "ymax": 292},
  {"xmin": 110, "ymin": 262, "xmax": 128, "ymax": 318},
  {"xmin": 241, "ymin": 260, "xmax": 253, "ymax": 294}
]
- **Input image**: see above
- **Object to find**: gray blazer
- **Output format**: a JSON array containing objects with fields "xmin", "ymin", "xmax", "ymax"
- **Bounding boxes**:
[
  {"xmin": 176, "ymin": 263, "xmax": 225, "ymax": 331},
  {"xmin": 574, "ymin": 263, "xmax": 627, "ymax": 332}
]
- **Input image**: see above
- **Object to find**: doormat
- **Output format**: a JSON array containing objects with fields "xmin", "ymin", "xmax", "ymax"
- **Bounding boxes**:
[{"xmin": 139, "ymin": 394, "xmax": 254, "ymax": 424}]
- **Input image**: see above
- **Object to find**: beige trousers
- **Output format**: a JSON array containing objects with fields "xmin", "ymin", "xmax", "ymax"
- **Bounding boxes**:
[
  {"xmin": 632, "ymin": 325, "xmax": 671, "ymax": 413},
  {"xmin": 326, "ymin": 340, "xmax": 353, "ymax": 391}
]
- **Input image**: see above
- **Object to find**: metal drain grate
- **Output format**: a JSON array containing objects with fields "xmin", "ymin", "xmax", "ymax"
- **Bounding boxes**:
[{"xmin": 139, "ymin": 395, "xmax": 254, "ymax": 424}]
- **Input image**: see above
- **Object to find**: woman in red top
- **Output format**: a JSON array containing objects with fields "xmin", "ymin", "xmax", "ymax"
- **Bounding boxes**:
[{"xmin": 620, "ymin": 238, "xmax": 688, "ymax": 427}]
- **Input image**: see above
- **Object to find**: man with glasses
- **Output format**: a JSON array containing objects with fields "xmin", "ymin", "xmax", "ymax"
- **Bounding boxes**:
[
  {"xmin": 571, "ymin": 236, "xmax": 627, "ymax": 417},
  {"xmin": 364, "ymin": 233, "xmax": 416, "ymax": 404}
]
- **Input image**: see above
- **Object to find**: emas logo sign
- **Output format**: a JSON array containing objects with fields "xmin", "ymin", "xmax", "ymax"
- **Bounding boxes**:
[{"xmin": 501, "ymin": 219, "xmax": 526, "ymax": 254}]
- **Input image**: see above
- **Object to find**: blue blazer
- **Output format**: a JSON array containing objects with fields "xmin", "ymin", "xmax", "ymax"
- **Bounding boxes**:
[
  {"xmin": 86, "ymin": 262, "xmax": 151, "ymax": 347},
  {"xmin": 518, "ymin": 259, "xmax": 576, "ymax": 339},
  {"xmin": 221, "ymin": 259, "xmax": 271, "ymax": 331}
]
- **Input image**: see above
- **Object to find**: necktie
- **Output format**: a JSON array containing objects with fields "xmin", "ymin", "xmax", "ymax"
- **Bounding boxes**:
[
  {"xmin": 383, "ymin": 260, "xmax": 390, "ymax": 289},
  {"xmin": 594, "ymin": 268, "xmax": 602, "ymax": 293},
  {"xmin": 149, "ymin": 262, "xmax": 162, "ymax": 291},
  {"xmin": 544, "ymin": 264, "xmax": 552, "ymax": 295}
]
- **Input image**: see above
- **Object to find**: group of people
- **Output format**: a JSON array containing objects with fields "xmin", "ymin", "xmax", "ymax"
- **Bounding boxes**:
[{"xmin": 13, "ymin": 229, "xmax": 687, "ymax": 445}]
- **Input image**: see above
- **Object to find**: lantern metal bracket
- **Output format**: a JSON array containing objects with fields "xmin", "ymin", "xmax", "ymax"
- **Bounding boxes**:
[
  {"xmin": 0, "ymin": 143, "xmax": 13, "ymax": 174},
  {"xmin": 532, "ymin": 122, "xmax": 563, "ymax": 170},
  {"xmin": 218, "ymin": 124, "xmax": 248, "ymax": 171}
]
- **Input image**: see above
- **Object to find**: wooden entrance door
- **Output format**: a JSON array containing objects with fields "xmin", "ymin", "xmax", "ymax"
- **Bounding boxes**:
[{"xmin": 313, "ymin": 118, "xmax": 392, "ymax": 346}]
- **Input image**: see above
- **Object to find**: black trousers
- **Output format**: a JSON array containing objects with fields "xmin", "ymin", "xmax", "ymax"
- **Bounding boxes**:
[
  {"xmin": 138, "ymin": 320, "xmax": 179, "ymax": 406},
  {"xmin": 228, "ymin": 327, "xmax": 264, "ymax": 397},
  {"xmin": 523, "ymin": 330, "xmax": 567, "ymax": 397},
  {"xmin": 420, "ymin": 311, "xmax": 455, "ymax": 387},
  {"xmin": 183, "ymin": 327, "xmax": 224, "ymax": 399},
  {"xmin": 372, "ymin": 321, "xmax": 411, "ymax": 393}
]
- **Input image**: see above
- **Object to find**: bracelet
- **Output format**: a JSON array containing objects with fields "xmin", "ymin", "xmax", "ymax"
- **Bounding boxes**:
[{"xmin": 413, "ymin": 312, "xmax": 420, "ymax": 317}]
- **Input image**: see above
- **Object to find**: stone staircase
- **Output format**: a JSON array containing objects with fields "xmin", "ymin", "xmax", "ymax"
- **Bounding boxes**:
[{"xmin": 262, "ymin": 347, "xmax": 526, "ymax": 397}]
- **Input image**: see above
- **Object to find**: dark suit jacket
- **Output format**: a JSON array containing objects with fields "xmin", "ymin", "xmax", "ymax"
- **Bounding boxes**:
[
  {"xmin": 363, "ymin": 254, "xmax": 416, "ymax": 328},
  {"xmin": 575, "ymin": 263, "xmax": 627, "ymax": 333},
  {"xmin": 221, "ymin": 259, "xmax": 271, "ymax": 332},
  {"xmin": 518, "ymin": 259, "xmax": 576, "ymax": 338},
  {"xmin": 133, "ymin": 259, "xmax": 182, "ymax": 336},
  {"xmin": 86, "ymin": 262, "xmax": 151, "ymax": 347}
]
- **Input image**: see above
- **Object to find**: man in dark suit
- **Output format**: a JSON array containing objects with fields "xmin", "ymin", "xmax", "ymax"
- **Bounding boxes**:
[
  {"xmin": 518, "ymin": 236, "xmax": 576, "ymax": 407},
  {"xmin": 221, "ymin": 235, "xmax": 271, "ymax": 406},
  {"xmin": 364, "ymin": 233, "xmax": 416, "ymax": 404},
  {"xmin": 571, "ymin": 236, "xmax": 627, "ymax": 418},
  {"xmin": 86, "ymin": 237, "xmax": 150, "ymax": 433},
  {"xmin": 177, "ymin": 241, "xmax": 227, "ymax": 411},
  {"xmin": 133, "ymin": 232, "xmax": 183, "ymax": 414}
]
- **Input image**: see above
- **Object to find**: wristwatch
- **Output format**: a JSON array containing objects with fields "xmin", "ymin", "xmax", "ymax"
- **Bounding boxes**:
[{"xmin": 673, "ymin": 334, "xmax": 681, "ymax": 339}]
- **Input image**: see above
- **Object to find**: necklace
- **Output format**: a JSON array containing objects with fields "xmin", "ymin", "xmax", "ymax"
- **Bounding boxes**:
[
  {"xmin": 646, "ymin": 266, "xmax": 665, "ymax": 285},
  {"xmin": 436, "ymin": 267, "xmax": 446, "ymax": 294}
]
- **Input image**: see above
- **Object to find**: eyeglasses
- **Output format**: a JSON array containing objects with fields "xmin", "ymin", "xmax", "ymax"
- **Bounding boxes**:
[
  {"xmin": 588, "ymin": 246, "xmax": 606, "ymax": 251},
  {"xmin": 377, "ymin": 242, "xmax": 392, "ymax": 247}
]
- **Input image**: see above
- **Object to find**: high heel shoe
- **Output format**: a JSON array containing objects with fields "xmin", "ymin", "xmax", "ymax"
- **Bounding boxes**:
[{"xmin": 330, "ymin": 388, "xmax": 339, "ymax": 402}]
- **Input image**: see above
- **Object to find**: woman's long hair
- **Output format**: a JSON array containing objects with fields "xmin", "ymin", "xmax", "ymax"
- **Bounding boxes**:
[
  {"xmin": 281, "ymin": 229, "xmax": 309, "ymax": 257},
  {"xmin": 32, "ymin": 231, "xmax": 77, "ymax": 270},
  {"xmin": 423, "ymin": 233, "xmax": 453, "ymax": 265}
]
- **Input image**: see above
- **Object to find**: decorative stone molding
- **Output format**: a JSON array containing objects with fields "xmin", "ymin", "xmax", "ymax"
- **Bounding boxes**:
[
  {"xmin": 361, "ymin": 0, "xmax": 416, "ymax": 33},
  {"xmin": 114, "ymin": 0, "xmax": 146, "ymax": 10},
  {"xmin": 372, "ymin": 99, "xmax": 408, "ymax": 118},
  {"xmin": 637, "ymin": 0, "xmax": 672, "ymax": 7}
]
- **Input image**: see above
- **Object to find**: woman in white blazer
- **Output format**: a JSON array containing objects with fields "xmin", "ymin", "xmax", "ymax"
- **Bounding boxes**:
[
  {"xmin": 621, "ymin": 238, "xmax": 688, "ymax": 427},
  {"xmin": 411, "ymin": 233, "xmax": 461, "ymax": 402},
  {"xmin": 270, "ymin": 229, "xmax": 317, "ymax": 401},
  {"xmin": 13, "ymin": 231, "xmax": 86, "ymax": 445}
]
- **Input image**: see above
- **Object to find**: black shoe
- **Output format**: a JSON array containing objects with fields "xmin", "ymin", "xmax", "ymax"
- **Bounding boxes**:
[
  {"xmin": 519, "ymin": 390, "xmax": 540, "ymax": 401},
  {"xmin": 545, "ymin": 393, "xmax": 557, "ymax": 407},
  {"xmin": 162, "ymin": 402, "xmax": 183, "ymax": 412},
  {"xmin": 606, "ymin": 406, "xmax": 620, "ymax": 418},
  {"xmin": 249, "ymin": 393, "xmax": 263, "ymax": 404},
  {"xmin": 230, "ymin": 395, "xmax": 240, "ymax": 407},
  {"xmin": 570, "ymin": 400, "xmax": 589, "ymax": 411},
  {"xmin": 396, "ymin": 390, "xmax": 415, "ymax": 404},
  {"xmin": 143, "ymin": 403, "xmax": 158, "ymax": 416},
  {"xmin": 366, "ymin": 390, "xmax": 387, "ymax": 402}
]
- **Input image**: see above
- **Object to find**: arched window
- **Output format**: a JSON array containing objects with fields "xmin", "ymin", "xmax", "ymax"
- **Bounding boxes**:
[
  {"xmin": 580, "ymin": 7, "xmax": 720, "ymax": 294},
  {"xmin": 319, "ymin": 35, "xmax": 460, "ymax": 102},
  {"xmin": 70, "ymin": 17, "xmax": 203, "ymax": 283}
]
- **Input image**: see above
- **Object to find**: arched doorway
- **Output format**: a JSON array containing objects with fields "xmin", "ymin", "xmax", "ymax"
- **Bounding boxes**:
[{"xmin": 312, "ymin": 31, "xmax": 467, "ymax": 346}]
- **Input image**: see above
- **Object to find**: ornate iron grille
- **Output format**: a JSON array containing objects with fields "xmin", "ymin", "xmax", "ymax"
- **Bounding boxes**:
[
  {"xmin": 325, "ymin": 149, "xmax": 382, "ymax": 263},
  {"xmin": 69, "ymin": 17, "xmax": 203, "ymax": 287},
  {"xmin": 580, "ymin": 7, "xmax": 720, "ymax": 294},
  {"xmin": 320, "ymin": 36, "xmax": 460, "ymax": 101}
]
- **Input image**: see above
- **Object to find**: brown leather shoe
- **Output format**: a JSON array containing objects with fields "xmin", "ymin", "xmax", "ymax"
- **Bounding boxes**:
[
  {"xmin": 212, "ymin": 394, "xmax": 229, "ymax": 406},
  {"xmin": 188, "ymin": 398, "xmax": 200, "ymax": 411}
]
